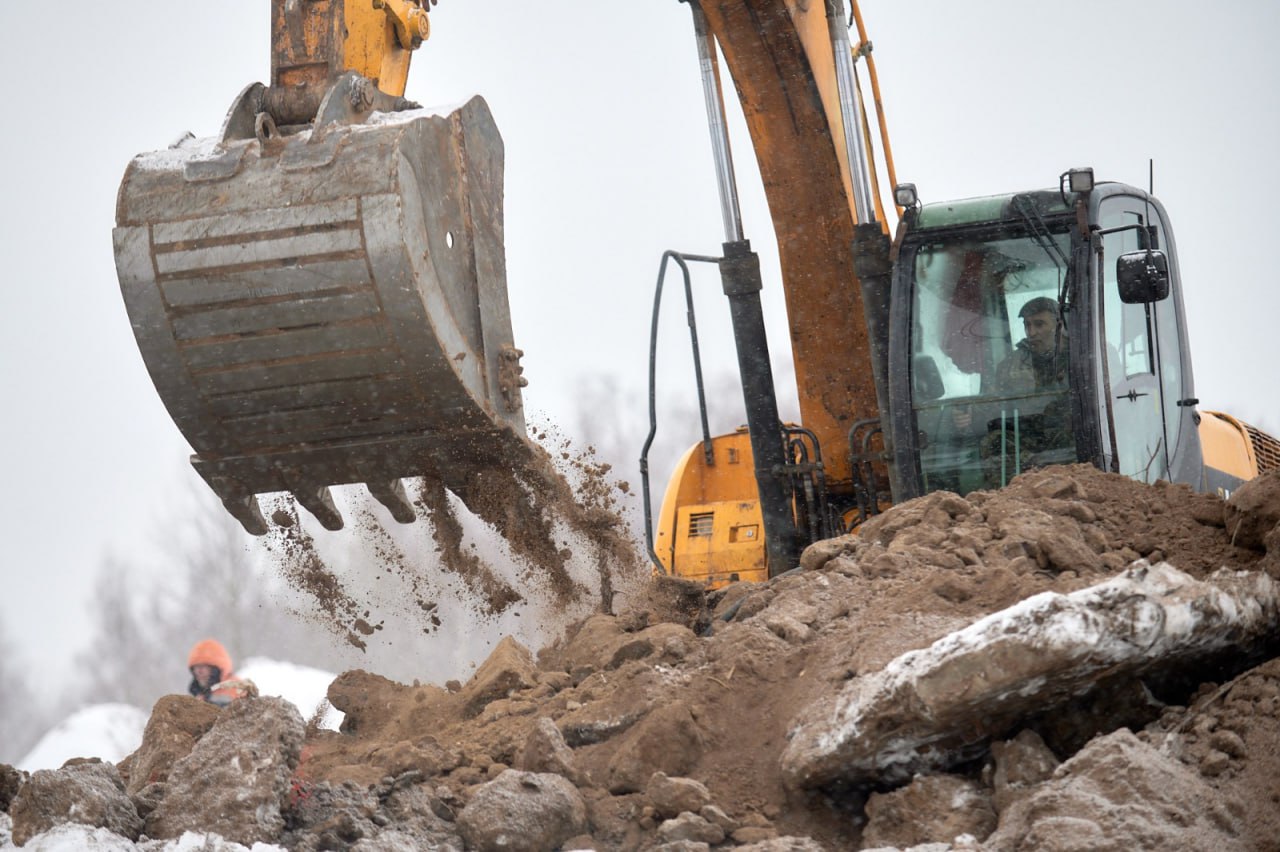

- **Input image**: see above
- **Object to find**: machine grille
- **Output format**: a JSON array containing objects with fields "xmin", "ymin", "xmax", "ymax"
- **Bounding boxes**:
[
  {"xmin": 1245, "ymin": 422, "xmax": 1280, "ymax": 474},
  {"xmin": 688, "ymin": 512, "xmax": 715, "ymax": 538}
]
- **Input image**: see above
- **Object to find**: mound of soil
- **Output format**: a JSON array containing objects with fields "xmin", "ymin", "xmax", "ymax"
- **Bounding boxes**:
[{"xmin": 5, "ymin": 465, "xmax": 1279, "ymax": 851}]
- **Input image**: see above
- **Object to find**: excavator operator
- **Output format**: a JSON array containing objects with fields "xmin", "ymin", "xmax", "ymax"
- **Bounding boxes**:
[
  {"xmin": 975, "ymin": 297, "xmax": 1072, "ymax": 485},
  {"xmin": 994, "ymin": 297, "xmax": 1069, "ymax": 392}
]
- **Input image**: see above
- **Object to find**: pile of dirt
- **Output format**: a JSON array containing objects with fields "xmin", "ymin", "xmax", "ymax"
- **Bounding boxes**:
[{"xmin": 4, "ymin": 465, "xmax": 1280, "ymax": 851}]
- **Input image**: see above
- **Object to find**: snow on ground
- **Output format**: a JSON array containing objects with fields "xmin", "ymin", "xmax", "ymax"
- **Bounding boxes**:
[
  {"xmin": 0, "ymin": 818, "xmax": 288, "ymax": 851},
  {"xmin": 237, "ymin": 657, "xmax": 343, "ymax": 731},
  {"xmin": 16, "ymin": 659, "xmax": 340, "ymax": 773},
  {"xmin": 17, "ymin": 705, "xmax": 148, "ymax": 775}
]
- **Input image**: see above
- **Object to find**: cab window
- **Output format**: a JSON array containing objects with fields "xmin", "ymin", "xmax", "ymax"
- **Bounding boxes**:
[{"xmin": 909, "ymin": 231, "xmax": 1073, "ymax": 494}]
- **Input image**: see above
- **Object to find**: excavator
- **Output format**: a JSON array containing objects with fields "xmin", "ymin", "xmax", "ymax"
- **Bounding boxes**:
[{"xmin": 114, "ymin": 0, "xmax": 1278, "ymax": 587}]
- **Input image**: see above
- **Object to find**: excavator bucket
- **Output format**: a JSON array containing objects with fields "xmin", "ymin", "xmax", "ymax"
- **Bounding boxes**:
[{"xmin": 113, "ymin": 95, "xmax": 528, "ymax": 534}]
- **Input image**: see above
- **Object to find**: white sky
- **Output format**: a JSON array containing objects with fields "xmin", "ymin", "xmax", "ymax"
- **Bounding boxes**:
[{"xmin": 1, "ymin": 1, "xmax": 1276, "ymax": 696}]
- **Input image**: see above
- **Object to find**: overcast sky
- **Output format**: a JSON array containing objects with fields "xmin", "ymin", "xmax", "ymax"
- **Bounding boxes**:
[{"xmin": 2, "ymin": 1, "xmax": 1276, "ymax": 698}]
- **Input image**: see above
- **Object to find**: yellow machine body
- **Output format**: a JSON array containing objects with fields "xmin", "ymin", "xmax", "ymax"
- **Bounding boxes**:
[
  {"xmin": 1200, "ymin": 410, "xmax": 1280, "ymax": 497},
  {"xmin": 260, "ymin": 0, "xmax": 427, "ymax": 126},
  {"xmin": 342, "ymin": 0, "xmax": 427, "ymax": 95},
  {"xmin": 654, "ymin": 429, "xmax": 769, "ymax": 587}
]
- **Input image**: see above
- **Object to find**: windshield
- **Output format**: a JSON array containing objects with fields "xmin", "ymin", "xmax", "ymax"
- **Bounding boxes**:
[{"xmin": 908, "ymin": 229, "xmax": 1074, "ymax": 494}]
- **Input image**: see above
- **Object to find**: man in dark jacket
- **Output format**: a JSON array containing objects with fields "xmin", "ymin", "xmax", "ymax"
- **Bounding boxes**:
[
  {"xmin": 993, "ymin": 296, "xmax": 1069, "ymax": 392},
  {"xmin": 977, "ymin": 297, "xmax": 1072, "ymax": 484}
]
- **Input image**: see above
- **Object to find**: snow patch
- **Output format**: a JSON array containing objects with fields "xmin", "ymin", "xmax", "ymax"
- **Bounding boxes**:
[
  {"xmin": 236, "ymin": 658, "xmax": 341, "ymax": 730},
  {"xmin": 128, "ymin": 101, "xmax": 471, "ymax": 175},
  {"xmin": 17, "ymin": 705, "xmax": 147, "ymax": 774},
  {"xmin": 17, "ymin": 660, "xmax": 339, "ymax": 772}
]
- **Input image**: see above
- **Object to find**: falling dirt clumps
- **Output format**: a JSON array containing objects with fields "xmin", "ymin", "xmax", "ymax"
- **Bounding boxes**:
[
  {"xmin": 260, "ymin": 429, "xmax": 644, "ymax": 655},
  {"xmin": 412, "ymin": 427, "xmax": 643, "ymax": 615},
  {"xmin": 6, "ymin": 464, "xmax": 1280, "ymax": 850},
  {"xmin": 413, "ymin": 476, "xmax": 525, "ymax": 617},
  {"xmin": 262, "ymin": 510, "xmax": 379, "ymax": 652}
]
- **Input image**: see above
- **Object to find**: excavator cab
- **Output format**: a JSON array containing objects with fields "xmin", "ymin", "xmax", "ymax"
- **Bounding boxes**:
[
  {"xmin": 888, "ymin": 174, "xmax": 1277, "ymax": 500},
  {"xmin": 113, "ymin": 0, "xmax": 528, "ymax": 534}
]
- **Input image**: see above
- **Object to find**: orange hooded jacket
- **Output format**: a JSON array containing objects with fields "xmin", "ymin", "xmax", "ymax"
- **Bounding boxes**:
[{"xmin": 187, "ymin": 638, "xmax": 249, "ymax": 707}]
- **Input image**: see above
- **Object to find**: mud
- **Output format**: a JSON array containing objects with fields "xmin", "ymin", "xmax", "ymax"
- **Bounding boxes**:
[
  {"xmin": 438, "ymin": 429, "xmax": 641, "ymax": 615},
  {"xmin": 6, "ymin": 465, "xmax": 1280, "ymax": 850}
]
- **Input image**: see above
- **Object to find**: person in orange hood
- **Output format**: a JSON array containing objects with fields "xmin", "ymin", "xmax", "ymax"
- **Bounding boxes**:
[{"xmin": 187, "ymin": 638, "xmax": 254, "ymax": 706}]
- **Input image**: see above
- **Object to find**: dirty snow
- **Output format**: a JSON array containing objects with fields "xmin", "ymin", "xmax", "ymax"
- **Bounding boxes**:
[
  {"xmin": 783, "ymin": 561, "xmax": 1280, "ymax": 787},
  {"xmin": 1, "ymin": 821, "xmax": 286, "ymax": 852}
]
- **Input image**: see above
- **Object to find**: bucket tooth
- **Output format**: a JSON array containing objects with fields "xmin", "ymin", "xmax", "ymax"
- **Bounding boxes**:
[
  {"xmin": 223, "ymin": 494, "xmax": 269, "ymax": 537},
  {"xmin": 367, "ymin": 479, "xmax": 416, "ymax": 524},
  {"xmin": 293, "ymin": 486, "xmax": 344, "ymax": 531}
]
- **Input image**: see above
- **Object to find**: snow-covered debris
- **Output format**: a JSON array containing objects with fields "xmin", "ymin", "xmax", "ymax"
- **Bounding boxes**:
[
  {"xmin": 2, "ymin": 822, "xmax": 288, "ymax": 850},
  {"xmin": 144, "ymin": 831, "xmax": 286, "ymax": 851},
  {"xmin": 145, "ymin": 698, "xmax": 304, "ymax": 846},
  {"xmin": 5, "ymin": 821, "xmax": 139, "ymax": 851},
  {"xmin": 4, "ymin": 468, "xmax": 1278, "ymax": 850},
  {"xmin": 781, "ymin": 560, "xmax": 1280, "ymax": 789},
  {"xmin": 984, "ymin": 728, "xmax": 1243, "ymax": 849}
]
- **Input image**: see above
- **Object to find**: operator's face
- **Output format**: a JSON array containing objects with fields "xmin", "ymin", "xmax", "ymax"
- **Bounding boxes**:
[
  {"xmin": 1022, "ymin": 311, "xmax": 1059, "ymax": 355},
  {"xmin": 192, "ymin": 664, "xmax": 217, "ymax": 688}
]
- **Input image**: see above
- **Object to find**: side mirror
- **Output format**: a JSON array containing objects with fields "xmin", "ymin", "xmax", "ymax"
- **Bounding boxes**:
[
  {"xmin": 912, "ymin": 355, "xmax": 945, "ymax": 402},
  {"xmin": 1116, "ymin": 250, "xmax": 1170, "ymax": 304}
]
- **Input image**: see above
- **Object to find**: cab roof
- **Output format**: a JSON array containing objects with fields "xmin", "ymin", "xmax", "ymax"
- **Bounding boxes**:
[{"xmin": 914, "ymin": 189, "xmax": 1073, "ymax": 230}]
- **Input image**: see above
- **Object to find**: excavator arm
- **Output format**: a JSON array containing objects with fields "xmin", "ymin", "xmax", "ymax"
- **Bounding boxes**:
[
  {"xmin": 114, "ymin": 0, "xmax": 897, "ymax": 557},
  {"xmin": 266, "ymin": 0, "xmax": 427, "ymax": 124},
  {"xmin": 705, "ymin": 0, "xmax": 903, "ymax": 460},
  {"xmin": 648, "ymin": 0, "xmax": 900, "ymax": 581}
]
